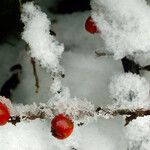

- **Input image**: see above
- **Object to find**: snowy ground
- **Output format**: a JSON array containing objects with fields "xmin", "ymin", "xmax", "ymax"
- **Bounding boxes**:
[{"xmin": 0, "ymin": 9, "xmax": 128, "ymax": 150}]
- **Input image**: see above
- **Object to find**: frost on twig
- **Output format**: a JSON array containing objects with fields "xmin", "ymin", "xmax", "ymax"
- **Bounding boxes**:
[
  {"xmin": 5, "ymin": 97, "xmax": 96, "ymax": 125},
  {"xmin": 0, "ymin": 94, "xmax": 149, "ymax": 126},
  {"xmin": 6, "ymin": 101, "xmax": 150, "ymax": 126}
]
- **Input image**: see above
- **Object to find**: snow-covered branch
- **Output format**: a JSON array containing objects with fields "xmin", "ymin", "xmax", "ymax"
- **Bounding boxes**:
[
  {"xmin": 7, "ymin": 103, "xmax": 150, "ymax": 126},
  {"xmin": 21, "ymin": 2, "xmax": 64, "ymax": 73}
]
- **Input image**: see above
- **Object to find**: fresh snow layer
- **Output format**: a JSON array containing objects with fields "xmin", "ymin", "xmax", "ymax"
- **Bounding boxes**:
[
  {"xmin": 21, "ymin": 2, "xmax": 64, "ymax": 73},
  {"xmin": 125, "ymin": 116, "xmax": 150, "ymax": 150},
  {"xmin": 91, "ymin": 0, "xmax": 150, "ymax": 59},
  {"xmin": 109, "ymin": 73, "xmax": 150, "ymax": 109}
]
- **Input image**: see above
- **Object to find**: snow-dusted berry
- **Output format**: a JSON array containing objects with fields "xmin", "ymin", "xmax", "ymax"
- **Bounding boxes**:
[
  {"xmin": 51, "ymin": 114, "xmax": 74, "ymax": 140},
  {"xmin": 85, "ymin": 16, "xmax": 99, "ymax": 34},
  {"xmin": 0, "ymin": 102, "xmax": 10, "ymax": 126}
]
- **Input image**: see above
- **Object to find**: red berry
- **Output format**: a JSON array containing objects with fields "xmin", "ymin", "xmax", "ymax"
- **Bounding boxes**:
[
  {"xmin": 85, "ymin": 16, "xmax": 99, "ymax": 34},
  {"xmin": 0, "ymin": 102, "xmax": 10, "ymax": 126},
  {"xmin": 51, "ymin": 114, "xmax": 74, "ymax": 140}
]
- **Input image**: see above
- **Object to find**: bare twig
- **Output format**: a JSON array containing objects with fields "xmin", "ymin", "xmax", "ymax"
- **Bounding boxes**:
[
  {"xmin": 30, "ymin": 57, "xmax": 40, "ymax": 93},
  {"xmin": 121, "ymin": 57, "xmax": 140, "ymax": 74},
  {"xmin": 140, "ymin": 65, "xmax": 150, "ymax": 71},
  {"xmin": 95, "ymin": 51, "xmax": 112, "ymax": 57}
]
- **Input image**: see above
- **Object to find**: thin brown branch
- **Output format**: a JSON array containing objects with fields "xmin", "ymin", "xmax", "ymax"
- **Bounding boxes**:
[
  {"xmin": 114, "ymin": 109, "xmax": 150, "ymax": 125},
  {"xmin": 30, "ymin": 57, "xmax": 40, "ymax": 93},
  {"xmin": 7, "ymin": 105, "xmax": 150, "ymax": 126},
  {"xmin": 8, "ymin": 108, "xmax": 50, "ymax": 125},
  {"xmin": 95, "ymin": 51, "xmax": 112, "ymax": 57}
]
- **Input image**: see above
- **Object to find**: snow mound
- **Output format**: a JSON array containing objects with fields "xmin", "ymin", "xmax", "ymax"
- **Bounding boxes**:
[{"xmin": 109, "ymin": 73, "xmax": 150, "ymax": 109}]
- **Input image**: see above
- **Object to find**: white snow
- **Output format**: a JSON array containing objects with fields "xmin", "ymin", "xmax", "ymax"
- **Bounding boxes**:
[
  {"xmin": 125, "ymin": 116, "xmax": 150, "ymax": 150},
  {"xmin": 109, "ymin": 73, "xmax": 150, "ymax": 109},
  {"xmin": 21, "ymin": 2, "xmax": 64, "ymax": 73},
  {"xmin": 91, "ymin": 0, "xmax": 150, "ymax": 59}
]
